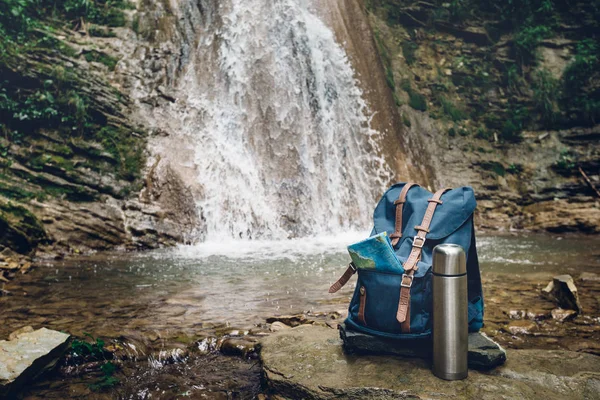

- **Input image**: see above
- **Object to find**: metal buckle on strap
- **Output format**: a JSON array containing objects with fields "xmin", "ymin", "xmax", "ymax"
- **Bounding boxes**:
[
  {"xmin": 349, "ymin": 262, "xmax": 357, "ymax": 272},
  {"xmin": 401, "ymin": 274, "xmax": 413, "ymax": 288},
  {"xmin": 412, "ymin": 236, "xmax": 426, "ymax": 249}
]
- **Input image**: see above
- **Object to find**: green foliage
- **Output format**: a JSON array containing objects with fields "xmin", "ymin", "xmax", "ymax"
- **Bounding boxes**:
[
  {"xmin": 481, "ymin": 161, "xmax": 506, "ymax": 176},
  {"xmin": 98, "ymin": 126, "xmax": 144, "ymax": 181},
  {"xmin": 84, "ymin": 51, "xmax": 119, "ymax": 70},
  {"xmin": 70, "ymin": 334, "xmax": 119, "ymax": 392},
  {"xmin": 448, "ymin": 127, "xmax": 456, "ymax": 137},
  {"xmin": 500, "ymin": 105, "xmax": 529, "ymax": 142},
  {"xmin": 401, "ymin": 41, "xmax": 418, "ymax": 66},
  {"xmin": 89, "ymin": 362, "xmax": 119, "ymax": 391},
  {"xmin": 507, "ymin": 163, "xmax": 524, "ymax": 174},
  {"xmin": 439, "ymin": 96, "xmax": 467, "ymax": 122},
  {"xmin": 88, "ymin": 25, "xmax": 116, "ymax": 37},
  {"xmin": 402, "ymin": 113, "xmax": 411, "ymax": 127},
  {"xmin": 513, "ymin": 25, "xmax": 551, "ymax": 66},
  {"xmin": 475, "ymin": 127, "xmax": 493, "ymax": 141},
  {"xmin": 562, "ymin": 39, "xmax": 600, "ymax": 126},
  {"xmin": 374, "ymin": 30, "xmax": 396, "ymax": 92},
  {"xmin": 532, "ymin": 69, "xmax": 559, "ymax": 126},
  {"xmin": 554, "ymin": 149, "xmax": 576, "ymax": 173},
  {"xmin": 408, "ymin": 91, "xmax": 427, "ymax": 111},
  {"xmin": 71, "ymin": 333, "xmax": 106, "ymax": 358},
  {"xmin": 400, "ymin": 79, "xmax": 427, "ymax": 111}
]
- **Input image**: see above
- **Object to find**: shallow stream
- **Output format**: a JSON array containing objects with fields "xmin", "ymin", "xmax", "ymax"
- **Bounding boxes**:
[{"xmin": 2, "ymin": 233, "xmax": 599, "ymax": 398}]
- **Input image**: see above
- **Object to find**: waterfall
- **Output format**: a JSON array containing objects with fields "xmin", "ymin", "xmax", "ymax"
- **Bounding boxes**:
[{"xmin": 156, "ymin": 0, "xmax": 393, "ymax": 240}]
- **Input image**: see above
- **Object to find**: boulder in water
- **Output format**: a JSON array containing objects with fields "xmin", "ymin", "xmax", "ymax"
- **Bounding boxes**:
[
  {"xmin": 542, "ymin": 274, "xmax": 583, "ymax": 313},
  {"xmin": 0, "ymin": 327, "xmax": 70, "ymax": 398}
]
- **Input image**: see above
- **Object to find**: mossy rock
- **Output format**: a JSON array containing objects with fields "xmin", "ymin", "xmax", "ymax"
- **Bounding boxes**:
[{"xmin": 0, "ymin": 202, "xmax": 48, "ymax": 254}]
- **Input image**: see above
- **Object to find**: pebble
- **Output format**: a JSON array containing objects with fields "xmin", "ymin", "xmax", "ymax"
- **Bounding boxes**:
[
  {"xmin": 551, "ymin": 308, "xmax": 577, "ymax": 322},
  {"xmin": 269, "ymin": 322, "xmax": 291, "ymax": 332}
]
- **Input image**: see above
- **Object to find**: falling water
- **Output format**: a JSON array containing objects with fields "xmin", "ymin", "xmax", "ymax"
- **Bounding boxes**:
[{"xmin": 158, "ymin": 0, "xmax": 393, "ymax": 240}]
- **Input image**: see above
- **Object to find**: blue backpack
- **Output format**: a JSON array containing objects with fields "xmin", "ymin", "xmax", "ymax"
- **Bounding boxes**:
[{"xmin": 330, "ymin": 182, "xmax": 484, "ymax": 339}]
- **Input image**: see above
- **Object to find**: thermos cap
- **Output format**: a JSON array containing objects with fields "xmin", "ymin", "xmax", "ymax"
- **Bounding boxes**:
[{"xmin": 432, "ymin": 244, "xmax": 466, "ymax": 275}]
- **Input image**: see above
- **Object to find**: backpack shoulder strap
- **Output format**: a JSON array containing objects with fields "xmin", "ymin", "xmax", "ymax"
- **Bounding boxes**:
[
  {"xmin": 389, "ymin": 182, "xmax": 419, "ymax": 246},
  {"xmin": 396, "ymin": 188, "xmax": 451, "ymax": 332}
]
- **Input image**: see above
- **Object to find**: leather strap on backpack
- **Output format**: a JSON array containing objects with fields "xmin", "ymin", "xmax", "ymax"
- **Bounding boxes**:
[
  {"xmin": 389, "ymin": 183, "xmax": 419, "ymax": 247},
  {"xmin": 329, "ymin": 262, "xmax": 357, "ymax": 293},
  {"xmin": 396, "ymin": 188, "xmax": 450, "ymax": 332}
]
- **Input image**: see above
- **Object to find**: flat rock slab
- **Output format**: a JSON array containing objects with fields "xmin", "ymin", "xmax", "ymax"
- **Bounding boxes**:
[
  {"xmin": 0, "ymin": 327, "xmax": 70, "ymax": 397},
  {"xmin": 261, "ymin": 325, "xmax": 600, "ymax": 400},
  {"xmin": 339, "ymin": 323, "xmax": 507, "ymax": 369}
]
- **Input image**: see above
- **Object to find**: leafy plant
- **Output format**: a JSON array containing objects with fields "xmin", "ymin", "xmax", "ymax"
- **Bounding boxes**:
[
  {"xmin": 562, "ymin": 39, "xmax": 600, "ymax": 126},
  {"xmin": 507, "ymin": 163, "xmax": 524, "ymax": 174},
  {"xmin": 532, "ymin": 68, "xmax": 559, "ymax": 126},
  {"xmin": 513, "ymin": 25, "xmax": 551, "ymax": 66},
  {"xmin": 439, "ymin": 96, "xmax": 467, "ymax": 122},
  {"xmin": 70, "ymin": 334, "xmax": 120, "ymax": 391},
  {"xmin": 554, "ymin": 149, "xmax": 576, "ymax": 173},
  {"xmin": 70, "ymin": 333, "xmax": 106, "ymax": 358},
  {"xmin": 89, "ymin": 362, "xmax": 119, "ymax": 391}
]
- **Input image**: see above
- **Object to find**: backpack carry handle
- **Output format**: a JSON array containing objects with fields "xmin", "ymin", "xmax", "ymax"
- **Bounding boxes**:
[{"xmin": 389, "ymin": 182, "xmax": 419, "ymax": 247}]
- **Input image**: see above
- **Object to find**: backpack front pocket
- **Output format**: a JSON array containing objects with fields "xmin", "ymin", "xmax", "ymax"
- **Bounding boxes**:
[{"xmin": 347, "ymin": 261, "xmax": 432, "ymax": 337}]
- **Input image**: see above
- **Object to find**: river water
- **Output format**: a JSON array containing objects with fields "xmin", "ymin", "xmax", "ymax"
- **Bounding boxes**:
[
  {"xmin": 2, "ymin": 233, "xmax": 599, "ymax": 341},
  {"xmin": 2, "ymin": 233, "xmax": 599, "ymax": 398}
]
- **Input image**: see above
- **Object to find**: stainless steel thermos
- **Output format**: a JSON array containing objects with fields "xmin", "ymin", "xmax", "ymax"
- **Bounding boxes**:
[{"xmin": 432, "ymin": 244, "xmax": 468, "ymax": 380}]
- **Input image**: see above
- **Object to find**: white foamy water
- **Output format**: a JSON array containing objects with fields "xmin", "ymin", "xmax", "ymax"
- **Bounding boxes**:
[
  {"xmin": 171, "ymin": 230, "xmax": 368, "ymax": 261},
  {"xmin": 158, "ymin": 0, "xmax": 392, "ymax": 241}
]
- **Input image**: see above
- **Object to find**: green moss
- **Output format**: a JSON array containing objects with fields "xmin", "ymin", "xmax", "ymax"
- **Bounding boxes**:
[
  {"xmin": 532, "ymin": 68, "xmax": 559, "ymax": 126},
  {"xmin": 408, "ymin": 91, "xmax": 427, "ymax": 111},
  {"xmin": 84, "ymin": 51, "xmax": 119, "ymax": 70},
  {"xmin": 475, "ymin": 127, "xmax": 493, "ymax": 141},
  {"xmin": 402, "ymin": 113, "xmax": 411, "ymax": 127},
  {"xmin": 88, "ymin": 25, "xmax": 116, "ymax": 38},
  {"xmin": 507, "ymin": 163, "xmax": 524, "ymax": 174},
  {"xmin": 481, "ymin": 161, "xmax": 506, "ymax": 177},
  {"xmin": 374, "ymin": 30, "xmax": 396, "ymax": 92},
  {"xmin": 561, "ymin": 39, "xmax": 600, "ymax": 126},
  {"xmin": 97, "ymin": 126, "xmax": 145, "ymax": 181},
  {"xmin": 399, "ymin": 79, "xmax": 427, "ymax": 112},
  {"xmin": 0, "ymin": 181, "xmax": 36, "ymax": 200},
  {"xmin": 439, "ymin": 96, "xmax": 467, "ymax": 122},
  {"xmin": 401, "ymin": 41, "xmax": 418, "ymax": 65},
  {"xmin": 512, "ymin": 25, "xmax": 551, "ymax": 66},
  {"xmin": 131, "ymin": 15, "xmax": 140, "ymax": 34},
  {"xmin": 0, "ymin": 201, "xmax": 48, "ymax": 253}
]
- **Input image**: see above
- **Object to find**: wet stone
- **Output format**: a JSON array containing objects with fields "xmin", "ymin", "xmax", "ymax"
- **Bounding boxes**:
[
  {"xmin": 551, "ymin": 308, "xmax": 577, "ymax": 322},
  {"xmin": 269, "ymin": 321, "xmax": 291, "ymax": 332},
  {"xmin": 0, "ymin": 327, "xmax": 70, "ymax": 398},
  {"xmin": 542, "ymin": 274, "xmax": 583, "ymax": 313},
  {"xmin": 580, "ymin": 272, "xmax": 600, "ymax": 282},
  {"xmin": 266, "ymin": 314, "xmax": 308, "ymax": 327},
  {"xmin": 339, "ymin": 323, "xmax": 506, "ymax": 370},
  {"xmin": 507, "ymin": 320, "xmax": 538, "ymax": 335},
  {"xmin": 219, "ymin": 338, "xmax": 260, "ymax": 358},
  {"xmin": 261, "ymin": 325, "xmax": 600, "ymax": 400}
]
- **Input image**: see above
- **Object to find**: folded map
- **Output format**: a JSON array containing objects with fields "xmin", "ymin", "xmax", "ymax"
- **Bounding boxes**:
[{"xmin": 347, "ymin": 232, "xmax": 405, "ymax": 274}]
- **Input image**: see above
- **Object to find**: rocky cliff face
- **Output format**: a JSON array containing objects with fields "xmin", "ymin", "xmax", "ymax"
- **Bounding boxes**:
[
  {"xmin": 364, "ymin": 0, "xmax": 600, "ymax": 233},
  {"xmin": 0, "ymin": 0, "xmax": 201, "ymax": 259}
]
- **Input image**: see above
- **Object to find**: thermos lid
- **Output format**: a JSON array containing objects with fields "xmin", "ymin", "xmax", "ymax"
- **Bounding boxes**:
[{"xmin": 432, "ymin": 244, "xmax": 466, "ymax": 276}]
